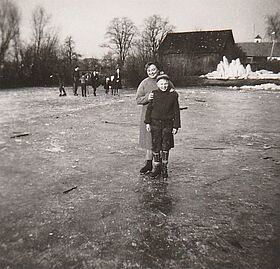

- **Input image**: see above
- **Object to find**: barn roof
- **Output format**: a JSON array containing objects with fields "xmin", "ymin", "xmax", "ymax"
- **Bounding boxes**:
[
  {"xmin": 158, "ymin": 29, "xmax": 235, "ymax": 55},
  {"xmin": 237, "ymin": 42, "xmax": 280, "ymax": 57}
]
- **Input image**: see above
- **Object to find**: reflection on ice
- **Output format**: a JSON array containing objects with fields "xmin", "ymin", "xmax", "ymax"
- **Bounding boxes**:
[
  {"xmin": 131, "ymin": 179, "xmax": 190, "ymax": 268},
  {"xmin": 139, "ymin": 181, "xmax": 173, "ymax": 216}
]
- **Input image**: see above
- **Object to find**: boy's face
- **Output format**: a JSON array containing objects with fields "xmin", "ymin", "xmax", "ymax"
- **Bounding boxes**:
[
  {"xmin": 157, "ymin": 79, "xmax": 169, "ymax": 91},
  {"xmin": 147, "ymin": 64, "xmax": 159, "ymax": 79}
]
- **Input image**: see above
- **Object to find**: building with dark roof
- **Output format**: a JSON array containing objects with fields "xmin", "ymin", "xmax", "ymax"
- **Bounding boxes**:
[
  {"xmin": 237, "ymin": 42, "xmax": 280, "ymax": 69},
  {"xmin": 158, "ymin": 29, "xmax": 241, "ymax": 83}
]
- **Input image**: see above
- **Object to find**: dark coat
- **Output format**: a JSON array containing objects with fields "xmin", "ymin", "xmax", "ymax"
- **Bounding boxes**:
[
  {"xmin": 73, "ymin": 70, "xmax": 80, "ymax": 82},
  {"xmin": 145, "ymin": 89, "xmax": 181, "ymax": 129},
  {"xmin": 91, "ymin": 72, "xmax": 99, "ymax": 87}
]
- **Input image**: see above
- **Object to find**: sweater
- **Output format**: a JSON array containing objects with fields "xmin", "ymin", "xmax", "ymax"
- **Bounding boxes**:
[{"xmin": 145, "ymin": 89, "xmax": 181, "ymax": 129}]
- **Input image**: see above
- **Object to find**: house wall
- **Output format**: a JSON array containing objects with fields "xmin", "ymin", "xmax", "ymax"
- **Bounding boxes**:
[
  {"xmin": 159, "ymin": 53, "xmax": 221, "ymax": 83},
  {"xmin": 159, "ymin": 41, "xmax": 242, "ymax": 84},
  {"xmin": 223, "ymin": 40, "xmax": 238, "ymax": 61},
  {"xmin": 240, "ymin": 56, "xmax": 268, "ymax": 71}
]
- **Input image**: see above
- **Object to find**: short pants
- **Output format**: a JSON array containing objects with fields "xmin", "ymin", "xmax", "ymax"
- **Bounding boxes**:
[{"xmin": 151, "ymin": 119, "xmax": 174, "ymax": 152}]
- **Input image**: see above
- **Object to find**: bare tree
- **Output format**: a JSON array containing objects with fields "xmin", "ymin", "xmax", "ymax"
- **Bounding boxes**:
[
  {"xmin": 266, "ymin": 12, "xmax": 280, "ymax": 41},
  {"xmin": 31, "ymin": 6, "xmax": 51, "ymax": 54},
  {"xmin": 0, "ymin": 0, "xmax": 20, "ymax": 65},
  {"xmin": 100, "ymin": 51, "xmax": 117, "ymax": 74},
  {"xmin": 62, "ymin": 36, "xmax": 80, "ymax": 65},
  {"xmin": 140, "ymin": 15, "xmax": 175, "ymax": 60},
  {"xmin": 29, "ymin": 6, "xmax": 61, "ymax": 85},
  {"xmin": 134, "ymin": 38, "xmax": 151, "ymax": 63},
  {"xmin": 104, "ymin": 17, "xmax": 137, "ymax": 67}
]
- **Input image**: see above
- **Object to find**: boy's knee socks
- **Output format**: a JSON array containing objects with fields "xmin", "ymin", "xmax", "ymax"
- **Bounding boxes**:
[
  {"xmin": 153, "ymin": 152, "xmax": 160, "ymax": 165},
  {"xmin": 162, "ymin": 150, "xmax": 169, "ymax": 164}
]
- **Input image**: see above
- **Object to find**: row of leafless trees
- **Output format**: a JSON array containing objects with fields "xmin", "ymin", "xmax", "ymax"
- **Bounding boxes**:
[
  {"xmin": 0, "ymin": 0, "xmax": 175, "ymax": 87},
  {"xmin": 102, "ymin": 15, "xmax": 175, "ymax": 85},
  {"xmin": 103, "ymin": 16, "xmax": 174, "ymax": 67},
  {"xmin": 0, "ymin": 0, "xmax": 81, "ymax": 87},
  {"xmin": 1, "ymin": 0, "xmax": 280, "ymax": 88}
]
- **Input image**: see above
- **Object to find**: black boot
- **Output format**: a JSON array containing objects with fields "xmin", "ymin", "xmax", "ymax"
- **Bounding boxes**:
[
  {"xmin": 150, "ymin": 164, "xmax": 161, "ymax": 178},
  {"xmin": 150, "ymin": 153, "xmax": 161, "ymax": 178},
  {"xmin": 140, "ymin": 160, "xmax": 152, "ymax": 174}
]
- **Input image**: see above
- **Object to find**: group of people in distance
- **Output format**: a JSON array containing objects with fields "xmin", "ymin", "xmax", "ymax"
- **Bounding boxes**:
[
  {"xmin": 73, "ymin": 66, "xmax": 100, "ymax": 97},
  {"xmin": 103, "ymin": 67, "xmax": 122, "ymax": 96},
  {"xmin": 73, "ymin": 66, "xmax": 122, "ymax": 97}
]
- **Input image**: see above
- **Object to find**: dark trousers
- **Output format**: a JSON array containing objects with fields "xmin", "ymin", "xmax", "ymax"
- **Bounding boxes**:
[
  {"xmin": 113, "ymin": 88, "xmax": 119, "ymax": 95},
  {"xmin": 73, "ymin": 80, "xmax": 79, "ymax": 95},
  {"xmin": 114, "ymin": 81, "xmax": 121, "ymax": 95},
  {"xmin": 92, "ymin": 85, "xmax": 97, "ymax": 96},
  {"xmin": 81, "ymin": 84, "xmax": 87, "ymax": 97},
  {"xmin": 151, "ymin": 119, "xmax": 173, "ymax": 153}
]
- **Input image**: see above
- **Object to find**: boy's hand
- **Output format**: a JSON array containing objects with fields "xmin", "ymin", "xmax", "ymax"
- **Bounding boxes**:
[
  {"xmin": 170, "ymin": 88, "xmax": 175, "ymax": 92},
  {"xmin": 148, "ymin": 92, "xmax": 153, "ymax": 100},
  {"xmin": 146, "ymin": 124, "xmax": 151, "ymax": 132},
  {"xmin": 172, "ymin": 128, "xmax": 178, "ymax": 134}
]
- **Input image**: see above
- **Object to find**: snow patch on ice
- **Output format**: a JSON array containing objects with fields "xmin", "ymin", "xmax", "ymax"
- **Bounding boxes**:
[{"xmin": 228, "ymin": 83, "xmax": 280, "ymax": 90}]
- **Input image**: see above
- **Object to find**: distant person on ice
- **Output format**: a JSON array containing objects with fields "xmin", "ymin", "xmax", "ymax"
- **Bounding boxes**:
[
  {"xmin": 50, "ymin": 73, "xmax": 66, "ymax": 97},
  {"xmin": 86, "ymin": 72, "xmax": 91, "ymax": 96},
  {"xmin": 58, "ymin": 73, "xmax": 67, "ymax": 97},
  {"xmin": 104, "ymin": 77, "xmax": 110, "ymax": 94},
  {"xmin": 144, "ymin": 74, "xmax": 181, "ymax": 179},
  {"xmin": 91, "ymin": 70, "xmax": 99, "ymax": 96},
  {"xmin": 73, "ymin": 66, "xmax": 80, "ymax": 96},
  {"xmin": 109, "ymin": 75, "xmax": 115, "ymax": 95},
  {"xmin": 114, "ymin": 67, "xmax": 122, "ymax": 95},
  {"xmin": 80, "ymin": 73, "xmax": 87, "ymax": 97}
]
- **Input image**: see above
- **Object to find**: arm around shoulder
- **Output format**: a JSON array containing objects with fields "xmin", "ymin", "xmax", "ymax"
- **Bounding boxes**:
[
  {"xmin": 144, "ymin": 99, "xmax": 153, "ymax": 124},
  {"xmin": 136, "ymin": 79, "xmax": 150, "ymax": 105}
]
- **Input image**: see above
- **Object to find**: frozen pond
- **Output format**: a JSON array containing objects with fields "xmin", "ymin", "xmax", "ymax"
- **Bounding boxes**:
[{"xmin": 0, "ymin": 86, "xmax": 280, "ymax": 268}]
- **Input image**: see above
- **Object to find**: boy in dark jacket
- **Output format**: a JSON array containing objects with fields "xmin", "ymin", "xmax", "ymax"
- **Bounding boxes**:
[{"xmin": 144, "ymin": 74, "xmax": 181, "ymax": 179}]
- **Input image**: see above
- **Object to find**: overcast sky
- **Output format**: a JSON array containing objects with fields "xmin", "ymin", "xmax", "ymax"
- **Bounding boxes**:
[{"xmin": 14, "ymin": 0, "xmax": 280, "ymax": 58}]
